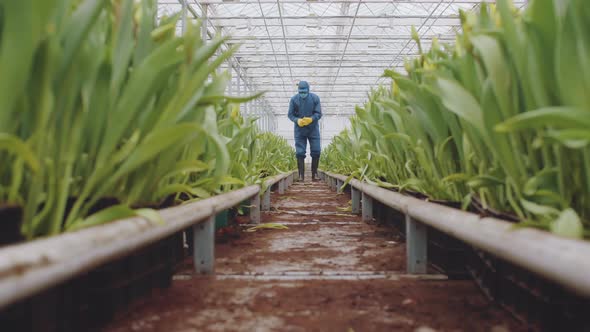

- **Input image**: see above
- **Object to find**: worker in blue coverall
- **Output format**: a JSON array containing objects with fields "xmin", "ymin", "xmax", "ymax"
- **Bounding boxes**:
[{"xmin": 288, "ymin": 81, "xmax": 322, "ymax": 182}]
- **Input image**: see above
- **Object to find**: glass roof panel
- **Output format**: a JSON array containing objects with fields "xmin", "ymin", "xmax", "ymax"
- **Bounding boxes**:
[{"xmin": 158, "ymin": 0, "xmax": 528, "ymax": 143}]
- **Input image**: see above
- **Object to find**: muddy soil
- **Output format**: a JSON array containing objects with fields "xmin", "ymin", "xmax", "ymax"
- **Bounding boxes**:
[{"xmin": 104, "ymin": 178, "xmax": 525, "ymax": 332}]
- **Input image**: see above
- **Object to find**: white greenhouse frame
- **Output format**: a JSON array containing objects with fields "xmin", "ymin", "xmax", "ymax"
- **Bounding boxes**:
[{"xmin": 157, "ymin": 0, "xmax": 528, "ymax": 145}]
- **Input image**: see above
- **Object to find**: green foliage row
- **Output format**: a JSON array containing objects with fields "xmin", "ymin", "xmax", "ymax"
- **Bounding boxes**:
[
  {"xmin": 0, "ymin": 0, "xmax": 294, "ymax": 238},
  {"xmin": 322, "ymin": 0, "xmax": 590, "ymax": 239}
]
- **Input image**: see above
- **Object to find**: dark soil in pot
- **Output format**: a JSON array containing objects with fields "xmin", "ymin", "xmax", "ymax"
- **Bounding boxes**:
[
  {"xmin": 0, "ymin": 205, "xmax": 24, "ymax": 246},
  {"xmin": 88, "ymin": 197, "xmax": 121, "ymax": 215},
  {"xmin": 471, "ymin": 196, "xmax": 520, "ymax": 222},
  {"xmin": 159, "ymin": 192, "xmax": 192, "ymax": 209}
]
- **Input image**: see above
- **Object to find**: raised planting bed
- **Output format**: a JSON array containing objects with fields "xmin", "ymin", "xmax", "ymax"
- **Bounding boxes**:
[
  {"xmin": 467, "ymin": 248, "xmax": 590, "ymax": 330},
  {"xmin": 0, "ymin": 185, "xmax": 263, "ymax": 331},
  {"xmin": 321, "ymin": 170, "xmax": 590, "ymax": 330},
  {"xmin": 0, "ymin": 232, "xmax": 183, "ymax": 332},
  {"xmin": 372, "ymin": 199, "xmax": 471, "ymax": 279}
]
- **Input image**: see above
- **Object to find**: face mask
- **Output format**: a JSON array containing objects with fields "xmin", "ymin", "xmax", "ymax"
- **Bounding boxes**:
[{"xmin": 299, "ymin": 92, "xmax": 308, "ymax": 99}]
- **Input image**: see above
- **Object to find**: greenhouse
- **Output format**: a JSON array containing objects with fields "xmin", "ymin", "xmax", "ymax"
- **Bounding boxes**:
[{"xmin": 0, "ymin": 0, "xmax": 589, "ymax": 331}]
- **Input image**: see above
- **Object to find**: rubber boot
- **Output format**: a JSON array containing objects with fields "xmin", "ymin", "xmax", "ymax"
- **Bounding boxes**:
[
  {"xmin": 311, "ymin": 157, "xmax": 319, "ymax": 182},
  {"xmin": 297, "ymin": 157, "xmax": 305, "ymax": 182}
]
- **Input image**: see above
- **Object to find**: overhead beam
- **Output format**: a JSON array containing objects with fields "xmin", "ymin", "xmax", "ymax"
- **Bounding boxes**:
[
  {"xmin": 226, "ymin": 35, "xmax": 456, "ymax": 41},
  {"xmin": 207, "ymin": 14, "xmax": 459, "ymax": 20},
  {"xmin": 263, "ymin": 99, "xmax": 366, "ymax": 103},
  {"xmin": 203, "ymin": 17, "xmax": 461, "ymax": 27},
  {"xmin": 266, "ymin": 92, "xmax": 368, "ymax": 95},
  {"xmin": 238, "ymin": 59, "xmax": 410, "ymax": 65},
  {"xmin": 234, "ymin": 79, "xmax": 388, "ymax": 83},
  {"xmin": 234, "ymin": 51, "xmax": 433, "ymax": 56},
  {"xmin": 258, "ymin": 89, "xmax": 371, "ymax": 92},
  {"xmin": 254, "ymin": 84, "xmax": 387, "ymax": 88},
  {"xmin": 163, "ymin": 0, "xmax": 526, "ymax": 4},
  {"xmin": 264, "ymin": 99, "xmax": 364, "ymax": 102},
  {"xmin": 268, "ymin": 104, "xmax": 361, "ymax": 107},
  {"xmin": 234, "ymin": 56, "xmax": 419, "ymax": 63},
  {"xmin": 237, "ymin": 75, "xmax": 387, "ymax": 78},
  {"xmin": 231, "ymin": 39, "xmax": 441, "ymax": 45},
  {"xmin": 240, "ymin": 64, "xmax": 405, "ymax": 68},
  {"xmin": 247, "ymin": 82, "xmax": 386, "ymax": 86},
  {"xmin": 262, "ymin": 100, "xmax": 368, "ymax": 102}
]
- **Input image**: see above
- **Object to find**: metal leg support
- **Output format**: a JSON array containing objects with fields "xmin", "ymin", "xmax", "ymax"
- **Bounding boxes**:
[
  {"xmin": 262, "ymin": 188, "xmax": 271, "ymax": 211},
  {"xmin": 351, "ymin": 187, "xmax": 361, "ymax": 215},
  {"xmin": 278, "ymin": 179, "xmax": 285, "ymax": 194},
  {"xmin": 406, "ymin": 214, "xmax": 428, "ymax": 274},
  {"xmin": 250, "ymin": 194, "xmax": 261, "ymax": 224},
  {"xmin": 193, "ymin": 215, "xmax": 215, "ymax": 274},
  {"xmin": 336, "ymin": 179, "xmax": 343, "ymax": 193},
  {"xmin": 361, "ymin": 192, "xmax": 373, "ymax": 222}
]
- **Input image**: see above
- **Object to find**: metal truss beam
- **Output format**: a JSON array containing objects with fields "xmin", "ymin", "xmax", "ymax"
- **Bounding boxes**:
[
  {"xmin": 203, "ymin": 17, "xmax": 461, "ymax": 27},
  {"xmin": 239, "ymin": 64, "xmax": 405, "ymax": 68},
  {"xmin": 162, "ymin": 0, "xmax": 525, "ymax": 4},
  {"xmin": 226, "ymin": 35, "xmax": 456, "ymax": 41}
]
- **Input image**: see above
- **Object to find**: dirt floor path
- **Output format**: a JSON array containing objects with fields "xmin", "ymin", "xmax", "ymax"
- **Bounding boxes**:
[{"xmin": 105, "ymin": 178, "xmax": 524, "ymax": 332}]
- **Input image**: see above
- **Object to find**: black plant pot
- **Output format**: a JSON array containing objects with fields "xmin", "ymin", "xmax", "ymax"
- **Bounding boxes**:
[{"xmin": 0, "ymin": 205, "xmax": 24, "ymax": 246}]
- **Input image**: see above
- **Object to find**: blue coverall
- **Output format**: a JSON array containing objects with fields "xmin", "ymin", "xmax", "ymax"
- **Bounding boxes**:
[{"xmin": 288, "ymin": 82, "xmax": 322, "ymax": 159}]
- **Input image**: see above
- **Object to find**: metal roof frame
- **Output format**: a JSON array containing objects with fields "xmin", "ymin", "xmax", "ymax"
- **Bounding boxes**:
[{"xmin": 159, "ymin": 0, "xmax": 528, "ymax": 140}]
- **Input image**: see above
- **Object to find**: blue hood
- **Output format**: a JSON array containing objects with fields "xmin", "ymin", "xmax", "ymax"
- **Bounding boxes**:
[
  {"xmin": 298, "ymin": 81, "xmax": 310, "ymax": 91},
  {"xmin": 298, "ymin": 81, "xmax": 310, "ymax": 99}
]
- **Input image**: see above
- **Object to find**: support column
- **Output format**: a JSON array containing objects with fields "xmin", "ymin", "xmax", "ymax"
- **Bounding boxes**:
[
  {"xmin": 406, "ymin": 214, "xmax": 428, "ymax": 274},
  {"xmin": 181, "ymin": 0, "xmax": 187, "ymax": 33},
  {"xmin": 245, "ymin": 85, "xmax": 250, "ymax": 117},
  {"xmin": 336, "ymin": 179, "xmax": 343, "ymax": 194},
  {"xmin": 227, "ymin": 60, "xmax": 233, "ymax": 95},
  {"xmin": 351, "ymin": 188, "xmax": 361, "ymax": 215},
  {"xmin": 237, "ymin": 74, "xmax": 241, "ymax": 115},
  {"xmin": 262, "ymin": 188, "xmax": 271, "ymax": 211},
  {"xmin": 201, "ymin": 3, "xmax": 208, "ymax": 41},
  {"xmin": 278, "ymin": 179, "xmax": 285, "ymax": 194},
  {"xmin": 361, "ymin": 192, "xmax": 373, "ymax": 222},
  {"xmin": 193, "ymin": 215, "xmax": 215, "ymax": 274},
  {"xmin": 250, "ymin": 194, "xmax": 261, "ymax": 224}
]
